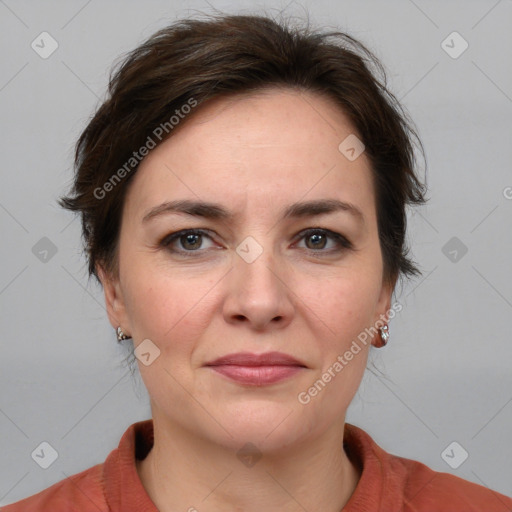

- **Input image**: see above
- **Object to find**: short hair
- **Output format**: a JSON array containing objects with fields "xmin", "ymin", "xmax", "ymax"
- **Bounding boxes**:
[{"xmin": 60, "ymin": 12, "xmax": 428, "ymax": 290}]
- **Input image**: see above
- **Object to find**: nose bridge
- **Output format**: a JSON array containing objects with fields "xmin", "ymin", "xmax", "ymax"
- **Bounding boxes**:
[
  {"xmin": 224, "ymin": 235, "xmax": 294, "ymax": 328},
  {"xmin": 234, "ymin": 238, "xmax": 282, "ymax": 297}
]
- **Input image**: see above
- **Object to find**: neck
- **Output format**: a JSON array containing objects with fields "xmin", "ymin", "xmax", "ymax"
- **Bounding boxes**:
[{"xmin": 136, "ymin": 413, "xmax": 361, "ymax": 512}]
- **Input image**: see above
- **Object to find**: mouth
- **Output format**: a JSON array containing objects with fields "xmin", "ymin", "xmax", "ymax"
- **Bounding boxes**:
[{"xmin": 204, "ymin": 351, "xmax": 307, "ymax": 386}]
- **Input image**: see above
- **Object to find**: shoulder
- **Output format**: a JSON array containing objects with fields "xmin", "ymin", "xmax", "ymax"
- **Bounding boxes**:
[
  {"xmin": 394, "ymin": 453, "xmax": 512, "ymax": 511},
  {"xmin": 344, "ymin": 424, "xmax": 512, "ymax": 511},
  {"xmin": 1, "ymin": 463, "xmax": 108, "ymax": 512},
  {"xmin": 2, "ymin": 420, "xmax": 155, "ymax": 512}
]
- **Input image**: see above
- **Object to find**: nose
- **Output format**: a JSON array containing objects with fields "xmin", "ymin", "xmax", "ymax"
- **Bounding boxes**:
[{"xmin": 222, "ymin": 247, "xmax": 294, "ymax": 332}]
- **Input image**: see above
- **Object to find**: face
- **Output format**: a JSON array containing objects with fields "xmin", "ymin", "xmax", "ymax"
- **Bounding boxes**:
[{"xmin": 101, "ymin": 88, "xmax": 392, "ymax": 453}]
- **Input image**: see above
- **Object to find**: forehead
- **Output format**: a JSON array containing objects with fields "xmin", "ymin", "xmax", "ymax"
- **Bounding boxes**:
[{"xmin": 124, "ymin": 88, "xmax": 376, "ymax": 225}]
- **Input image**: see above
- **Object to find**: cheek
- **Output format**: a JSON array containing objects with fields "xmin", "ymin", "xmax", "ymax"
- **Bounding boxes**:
[
  {"xmin": 336, "ymin": 281, "xmax": 377, "ymax": 332},
  {"xmin": 122, "ymin": 268, "xmax": 215, "ymax": 351},
  {"xmin": 298, "ymin": 270, "xmax": 381, "ymax": 348}
]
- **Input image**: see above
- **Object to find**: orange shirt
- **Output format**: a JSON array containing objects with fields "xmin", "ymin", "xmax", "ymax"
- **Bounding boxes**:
[{"xmin": 3, "ymin": 419, "xmax": 511, "ymax": 511}]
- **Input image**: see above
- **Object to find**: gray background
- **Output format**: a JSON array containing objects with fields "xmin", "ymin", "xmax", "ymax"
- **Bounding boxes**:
[{"xmin": 1, "ymin": 0, "xmax": 511, "ymax": 506}]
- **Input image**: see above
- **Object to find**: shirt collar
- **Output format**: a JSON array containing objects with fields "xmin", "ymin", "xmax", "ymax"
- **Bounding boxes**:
[{"xmin": 102, "ymin": 419, "xmax": 394, "ymax": 512}]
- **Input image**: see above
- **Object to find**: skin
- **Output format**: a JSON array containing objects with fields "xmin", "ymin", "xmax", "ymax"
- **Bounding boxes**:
[{"xmin": 99, "ymin": 87, "xmax": 394, "ymax": 512}]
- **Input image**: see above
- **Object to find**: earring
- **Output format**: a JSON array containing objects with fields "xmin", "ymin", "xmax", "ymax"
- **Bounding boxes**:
[
  {"xmin": 377, "ymin": 324, "xmax": 389, "ymax": 348},
  {"xmin": 116, "ymin": 326, "xmax": 131, "ymax": 342}
]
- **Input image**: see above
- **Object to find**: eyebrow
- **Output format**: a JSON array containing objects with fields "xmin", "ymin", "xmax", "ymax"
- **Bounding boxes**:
[{"xmin": 142, "ymin": 198, "xmax": 365, "ymax": 225}]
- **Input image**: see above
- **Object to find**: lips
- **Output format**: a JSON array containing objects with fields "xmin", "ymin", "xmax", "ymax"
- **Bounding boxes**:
[
  {"xmin": 204, "ymin": 352, "xmax": 307, "ymax": 386},
  {"xmin": 204, "ymin": 351, "xmax": 307, "ymax": 368}
]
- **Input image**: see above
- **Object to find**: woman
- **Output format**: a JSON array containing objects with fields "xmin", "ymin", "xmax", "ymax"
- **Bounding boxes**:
[{"xmin": 5, "ymin": 12, "xmax": 511, "ymax": 512}]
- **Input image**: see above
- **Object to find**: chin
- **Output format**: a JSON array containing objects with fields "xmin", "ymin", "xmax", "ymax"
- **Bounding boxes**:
[{"xmin": 205, "ymin": 400, "xmax": 312, "ymax": 451}]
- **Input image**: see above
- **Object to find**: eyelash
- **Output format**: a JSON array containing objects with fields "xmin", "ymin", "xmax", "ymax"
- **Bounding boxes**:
[{"xmin": 159, "ymin": 228, "xmax": 353, "ymax": 257}]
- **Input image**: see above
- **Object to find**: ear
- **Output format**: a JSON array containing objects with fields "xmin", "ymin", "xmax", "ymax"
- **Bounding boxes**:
[
  {"xmin": 96, "ymin": 263, "xmax": 131, "ymax": 336},
  {"xmin": 371, "ymin": 278, "xmax": 394, "ymax": 347}
]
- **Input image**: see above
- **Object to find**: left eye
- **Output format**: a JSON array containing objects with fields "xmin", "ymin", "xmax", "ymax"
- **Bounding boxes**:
[{"xmin": 294, "ymin": 228, "xmax": 352, "ymax": 253}]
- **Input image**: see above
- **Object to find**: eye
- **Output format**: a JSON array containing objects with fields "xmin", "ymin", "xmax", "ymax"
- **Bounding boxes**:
[
  {"xmin": 294, "ymin": 228, "xmax": 353, "ymax": 255},
  {"xmin": 160, "ymin": 229, "xmax": 216, "ymax": 255}
]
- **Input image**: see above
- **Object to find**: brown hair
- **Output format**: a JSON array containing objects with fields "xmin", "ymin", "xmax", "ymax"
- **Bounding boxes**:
[{"xmin": 60, "ymin": 12, "xmax": 427, "ymax": 290}]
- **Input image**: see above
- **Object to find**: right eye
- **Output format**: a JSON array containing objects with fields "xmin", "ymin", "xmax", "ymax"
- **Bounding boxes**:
[{"xmin": 160, "ymin": 229, "xmax": 218, "ymax": 255}]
